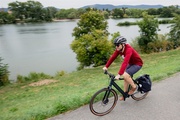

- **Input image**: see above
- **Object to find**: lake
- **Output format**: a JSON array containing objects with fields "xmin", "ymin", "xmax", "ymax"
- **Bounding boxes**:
[{"xmin": 0, "ymin": 18, "xmax": 171, "ymax": 80}]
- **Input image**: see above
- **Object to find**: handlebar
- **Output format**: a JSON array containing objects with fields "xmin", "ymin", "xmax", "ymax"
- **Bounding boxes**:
[{"xmin": 104, "ymin": 70, "xmax": 124, "ymax": 80}]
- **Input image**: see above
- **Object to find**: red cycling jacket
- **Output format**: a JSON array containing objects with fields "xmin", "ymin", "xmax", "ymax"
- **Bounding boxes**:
[{"xmin": 105, "ymin": 44, "xmax": 143, "ymax": 75}]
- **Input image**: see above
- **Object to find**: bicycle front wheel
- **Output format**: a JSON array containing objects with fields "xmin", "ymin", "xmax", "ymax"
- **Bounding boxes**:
[{"xmin": 89, "ymin": 88, "xmax": 118, "ymax": 116}]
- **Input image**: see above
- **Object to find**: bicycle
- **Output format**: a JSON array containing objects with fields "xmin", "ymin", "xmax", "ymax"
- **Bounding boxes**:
[{"xmin": 89, "ymin": 70, "xmax": 149, "ymax": 116}]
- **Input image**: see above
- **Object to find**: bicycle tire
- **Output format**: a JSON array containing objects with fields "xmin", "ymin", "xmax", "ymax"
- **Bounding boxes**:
[
  {"xmin": 131, "ymin": 88, "xmax": 149, "ymax": 101},
  {"xmin": 89, "ymin": 88, "xmax": 118, "ymax": 116}
]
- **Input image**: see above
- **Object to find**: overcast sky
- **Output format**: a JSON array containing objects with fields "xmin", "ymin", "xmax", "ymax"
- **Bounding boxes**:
[{"xmin": 1, "ymin": 0, "xmax": 180, "ymax": 8}]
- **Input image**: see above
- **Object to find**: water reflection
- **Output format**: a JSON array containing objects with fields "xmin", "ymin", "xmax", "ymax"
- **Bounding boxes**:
[{"xmin": 18, "ymin": 28, "xmax": 48, "ymax": 34}]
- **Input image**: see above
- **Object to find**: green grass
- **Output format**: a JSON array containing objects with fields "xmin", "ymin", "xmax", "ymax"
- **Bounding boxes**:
[{"xmin": 0, "ymin": 48, "xmax": 180, "ymax": 120}]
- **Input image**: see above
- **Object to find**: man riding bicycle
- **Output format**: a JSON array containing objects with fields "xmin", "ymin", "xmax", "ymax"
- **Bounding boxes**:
[{"xmin": 103, "ymin": 36, "xmax": 143, "ymax": 100}]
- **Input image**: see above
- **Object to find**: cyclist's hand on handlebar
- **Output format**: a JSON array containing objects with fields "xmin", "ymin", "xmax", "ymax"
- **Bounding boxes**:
[
  {"xmin": 103, "ymin": 67, "xmax": 108, "ymax": 71},
  {"xmin": 115, "ymin": 74, "xmax": 121, "ymax": 80}
]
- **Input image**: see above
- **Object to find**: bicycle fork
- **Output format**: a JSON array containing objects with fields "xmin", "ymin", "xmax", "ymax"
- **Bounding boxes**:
[
  {"xmin": 102, "ymin": 88, "xmax": 111, "ymax": 104},
  {"xmin": 102, "ymin": 79, "xmax": 114, "ymax": 104}
]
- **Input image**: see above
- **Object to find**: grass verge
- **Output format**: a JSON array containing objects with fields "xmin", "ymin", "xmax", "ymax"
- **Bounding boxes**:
[{"xmin": 0, "ymin": 48, "xmax": 180, "ymax": 120}]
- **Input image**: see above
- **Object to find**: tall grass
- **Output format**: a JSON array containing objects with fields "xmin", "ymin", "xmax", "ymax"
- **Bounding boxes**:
[{"xmin": 0, "ymin": 48, "xmax": 180, "ymax": 120}]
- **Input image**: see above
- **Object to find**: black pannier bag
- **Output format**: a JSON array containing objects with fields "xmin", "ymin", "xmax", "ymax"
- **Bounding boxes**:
[{"xmin": 136, "ymin": 74, "xmax": 152, "ymax": 93}]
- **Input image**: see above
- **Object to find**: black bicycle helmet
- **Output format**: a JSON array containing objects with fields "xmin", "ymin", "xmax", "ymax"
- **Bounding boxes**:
[{"xmin": 114, "ymin": 36, "xmax": 127, "ymax": 45}]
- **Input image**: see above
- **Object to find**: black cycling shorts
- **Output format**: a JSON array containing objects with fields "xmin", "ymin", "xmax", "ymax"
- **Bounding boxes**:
[{"xmin": 126, "ymin": 64, "xmax": 142, "ymax": 77}]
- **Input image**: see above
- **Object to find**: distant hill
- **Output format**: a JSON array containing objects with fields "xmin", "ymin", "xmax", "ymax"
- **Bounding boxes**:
[
  {"xmin": 81, "ymin": 4, "xmax": 165, "ymax": 10},
  {"xmin": 0, "ymin": 8, "xmax": 8, "ymax": 12}
]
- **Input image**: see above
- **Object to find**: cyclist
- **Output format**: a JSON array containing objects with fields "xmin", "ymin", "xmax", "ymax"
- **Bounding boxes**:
[{"xmin": 103, "ymin": 36, "xmax": 143, "ymax": 101}]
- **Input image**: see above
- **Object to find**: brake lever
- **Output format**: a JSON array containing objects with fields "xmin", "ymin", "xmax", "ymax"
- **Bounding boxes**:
[{"xmin": 104, "ymin": 70, "xmax": 108, "ymax": 74}]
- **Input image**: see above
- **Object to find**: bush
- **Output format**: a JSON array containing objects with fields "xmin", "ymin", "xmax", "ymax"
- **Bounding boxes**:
[
  {"xmin": 131, "ymin": 34, "xmax": 175, "ymax": 53},
  {"xmin": 147, "ymin": 34, "xmax": 174, "ymax": 52},
  {"xmin": 138, "ymin": 12, "xmax": 159, "ymax": 53},
  {"xmin": 148, "ymin": 40, "xmax": 174, "ymax": 52},
  {"xmin": 130, "ymin": 36, "xmax": 142, "ymax": 53},
  {"xmin": 55, "ymin": 70, "xmax": 66, "ymax": 79},
  {"xmin": 158, "ymin": 19, "xmax": 174, "ymax": 24},
  {"xmin": 117, "ymin": 21, "xmax": 137, "ymax": 26},
  {"xmin": 168, "ymin": 14, "xmax": 180, "ymax": 48},
  {"xmin": 17, "ymin": 72, "xmax": 52, "ymax": 83},
  {"xmin": 0, "ymin": 57, "xmax": 10, "ymax": 86}
]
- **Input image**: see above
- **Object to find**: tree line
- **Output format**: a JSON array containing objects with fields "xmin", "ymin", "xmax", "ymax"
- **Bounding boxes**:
[{"xmin": 0, "ymin": 0, "xmax": 180, "ymax": 24}]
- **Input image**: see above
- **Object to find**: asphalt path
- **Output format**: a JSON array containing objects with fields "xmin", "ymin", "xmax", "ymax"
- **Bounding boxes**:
[{"xmin": 47, "ymin": 72, "xmax": 180, "ymax": 120}]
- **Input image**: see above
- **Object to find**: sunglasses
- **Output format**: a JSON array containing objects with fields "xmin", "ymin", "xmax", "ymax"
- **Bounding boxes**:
[{"xmin": 114, "ymin": 44, "xmax": 120, "ymax": 47}]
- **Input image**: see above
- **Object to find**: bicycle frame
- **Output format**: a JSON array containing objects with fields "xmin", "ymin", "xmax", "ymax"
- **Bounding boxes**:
[
  {"xmin": 105, "ymin": 71, "xmax": 134, "ymax": 101},
  {"xmin": 107, "ymin": 76, "xmax": 130, "ymax": 101}
]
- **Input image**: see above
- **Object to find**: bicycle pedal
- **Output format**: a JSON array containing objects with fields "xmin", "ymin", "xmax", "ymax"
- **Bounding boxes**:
[
  {"xmin": 124, "ymin": 92, "xmax": 130, "ymax": 98},
  {"xmin": 125, "ymin": 95, "xmax": 130, "ymax": 98}
]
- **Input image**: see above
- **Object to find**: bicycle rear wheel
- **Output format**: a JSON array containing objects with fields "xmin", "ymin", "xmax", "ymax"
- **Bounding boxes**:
[
  {"xmin": 89, "ymin": 88, "xmax": 118, "ymax": 116},
  {"xmin": 131, "ymin": 88, "xmax": 149, "ymax": 101}
]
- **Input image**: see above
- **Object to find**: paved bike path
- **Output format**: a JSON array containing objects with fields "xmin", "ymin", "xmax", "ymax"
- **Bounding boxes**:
[{"xmin": 47, "ymin": 72, "xmax": 180, "ymax": 120}]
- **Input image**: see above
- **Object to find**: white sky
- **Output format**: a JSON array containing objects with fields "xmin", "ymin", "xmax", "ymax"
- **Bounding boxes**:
[{"xmin": 1, "ymin": 0, "xmax": 180, "ymax": 8}]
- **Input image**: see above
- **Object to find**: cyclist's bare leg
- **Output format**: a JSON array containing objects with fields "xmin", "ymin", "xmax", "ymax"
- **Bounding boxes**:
[
  {"xmin": 124, "ymin": 81, "xmax": 129, "ymax": 92},
  {"xmin": 122, "ymin": 72, "xmax": 136, "ymax": 95},
  {"xmin": 119, "ymin": 81, "xmax": 129, "ymax": 101},
  {"xmin": 119, "ymin": 72, "xmax": 136, "ymax": 100}
]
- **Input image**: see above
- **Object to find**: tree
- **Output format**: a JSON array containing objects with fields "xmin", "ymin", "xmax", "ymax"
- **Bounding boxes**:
[
  {"xmin": 147, "ymin": 8, "xmax": 158, "ymax": 16},
  {"xmin": 46, "ymin": 7, "xmax": 58, "ymax": 18},
  {"xmin": 76, "ymin": 8, "xmax": 86, "ymax": 17},
  {"xmin": 25, "ymin": 0, "xmax": 44, "ymax": 21},
  {"xmin": 0, "ymin": 11, "xmax": 15, "ymax": 24},
  {"xmin": 71, "ymin": 30, "xmax": 112, "ymax": 69},
  {"xmin": 55, "ymin": 9, "xmax": 67, "ymax": 19},
  {"xmin": 71, "ymin": 10, "xmax": 111, "ymax": 69},
  {"xmin": 129, "ymin": 9, "xmax": 144, "ymax": 18},
  {"xmin": 168, "ymin": 14, "xmax": 180, "ymax": 48},
  {"xmin": 138, "ymin": 12, "xmax": 159, "ymax": 53},
  {"xmin": 67, "ymin": 9, "xmax": 78, "ymax": 19},
  {"xmin": 102, "ymin": 11, "xmax": 109, "ymax": 19},
  {"xmin": 8, "ymin": 1, "xmax": 26, "ymax": 20},
  {"xmin": 55, "ymin": 8, "xmax": 79, "ymax": 19},
  {"xmin": 122, "ymin": 7, "xmax": 128, "ymax": 14},
  {"xmin": 42, "ymin": 8, "xmax": 53, "ymax": 22},
  {"xmin": 157, "ymin": 5, "xmax": 180, "ymax": 18},
  {"xmin": 72, "ymin": 10, "xmax": 108, "ymax": 39},
  {"xmin": 8, "ymin": 0, "xmax": 50, "ymax": 22},
  {"xmin": 159, "ymin": 7, "xmax": 173, "ymax": 17},
  {"xmin": 112, "ymin": 8, "xmax": 124, "ymax": 18}
]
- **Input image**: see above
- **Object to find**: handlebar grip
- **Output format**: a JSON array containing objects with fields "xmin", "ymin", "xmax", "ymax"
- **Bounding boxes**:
[
  {"xmin": 104, "ymin": 70, "xmax": 108, "ymax": 74},
  {"xmin": 119, "ymin": 78, "xmax": 124, "ymax": 80}
]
